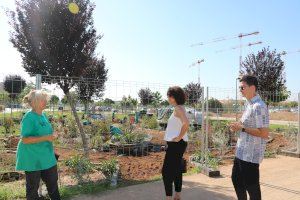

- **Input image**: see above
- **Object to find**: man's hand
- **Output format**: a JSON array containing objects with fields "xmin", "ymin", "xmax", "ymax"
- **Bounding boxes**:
[
  {"xmin": 229, "ymin": 122, "xmax": 243, "ymax": 132},
  {"xmin": 172, "ymin": 136, "xmax": 182, "ymax": 142}
]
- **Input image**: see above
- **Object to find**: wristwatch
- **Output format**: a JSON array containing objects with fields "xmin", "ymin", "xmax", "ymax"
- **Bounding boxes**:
[{"xmin": 242, "ymin": 127, "xmax": 246, "ymax": 132}]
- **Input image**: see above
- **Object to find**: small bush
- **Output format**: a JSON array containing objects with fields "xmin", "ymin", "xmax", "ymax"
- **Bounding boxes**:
[
  {"xmin": 90, "ymin": 135, "xmax": 103, "ymax": 149},
  {"xmin": 66, "ymin": 118, "xmax": 78, "ymax": 138},
  {"xmin": 192, "ymin": 151, "xmax": 219, "ymax": 170},
  {"xmin": 64, "ymin": 155, "xmax": 94, "ymax": 184},
  {"xmin": 3, "ymin": 118, "xmax": 14, "ymax": 135},
  {"xmin": 141, "ymin": 116, "xmax": 158, "ymax": 129},
  {"xmin": 211, "ymin": 120, "xmax": 230, "ymax": 158},
  {"xmin": 97, "ymin": 158, "xmax": 118, "ymax": 179}
]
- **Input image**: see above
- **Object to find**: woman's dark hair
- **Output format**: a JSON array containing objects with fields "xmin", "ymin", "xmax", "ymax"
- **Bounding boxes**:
[
  {"xmin": 167, "ymin": 86, "xmax": 186, "ymax": 105},
  {"xmin": 240, "ymin": 75, "xmax": 259, "ymax": 91}
]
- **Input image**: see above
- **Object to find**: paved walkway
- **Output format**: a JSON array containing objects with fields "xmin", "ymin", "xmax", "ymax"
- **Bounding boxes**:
[{"xmin": 72, "ymin": 156, "xmax": 300, "ymax": 200}]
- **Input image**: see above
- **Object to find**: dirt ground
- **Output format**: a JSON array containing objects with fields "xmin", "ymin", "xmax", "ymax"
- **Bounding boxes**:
[
  {"xmin": 0, "ymin": 129, "xmax": 295, "ymax": 185},
  {"xmin": 220, "ymin": 111, "xmax": 298, "ymax": 122}
]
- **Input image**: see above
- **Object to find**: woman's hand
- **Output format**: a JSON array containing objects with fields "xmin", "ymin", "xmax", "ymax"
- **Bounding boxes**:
[{"xmin": 172, "ymin": 136, "xmax": 182, "ymax": 142}]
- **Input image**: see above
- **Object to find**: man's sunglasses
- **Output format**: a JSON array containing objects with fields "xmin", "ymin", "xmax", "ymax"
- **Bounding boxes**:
[{"xmin": 239, "ymin": 86, "xmax": 245, "ymax": 91}]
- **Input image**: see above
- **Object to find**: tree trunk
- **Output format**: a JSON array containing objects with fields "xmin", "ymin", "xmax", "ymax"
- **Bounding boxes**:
[{"xmin": 66, "ymin": 93, "xmax": 89, "ymax": 157}]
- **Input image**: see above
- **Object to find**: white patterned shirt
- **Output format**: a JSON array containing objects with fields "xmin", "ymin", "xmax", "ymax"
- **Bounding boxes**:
[{"xmin": 236, "ymin": 95, "xmax": 269, "ymax": 164}]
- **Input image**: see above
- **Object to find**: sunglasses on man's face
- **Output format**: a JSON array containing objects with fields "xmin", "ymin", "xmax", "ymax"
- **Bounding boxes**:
[{"xmin": 239, "ymin": 86, "xmax": 246, "ymax": 91}]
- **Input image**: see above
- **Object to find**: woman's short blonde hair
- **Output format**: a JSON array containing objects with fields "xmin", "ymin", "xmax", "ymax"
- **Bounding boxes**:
[{"xmin": 23, "ymin": 90, "xmax": 50, "ymax": 108}]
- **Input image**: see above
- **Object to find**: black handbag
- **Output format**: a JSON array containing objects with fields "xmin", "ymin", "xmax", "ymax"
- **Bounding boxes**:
[
  {"xmin": 181, "ymin": 158, "xmax": 187, "ymax": 173},
  {"xmin": 54, "ymin": 152, "xmax": 60, "ymax": 161}
]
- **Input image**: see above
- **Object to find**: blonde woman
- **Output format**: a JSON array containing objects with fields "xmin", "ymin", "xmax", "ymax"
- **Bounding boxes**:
[{"xmin": 16, "ymin": 90, "xmax": 61, "ymax": 200}]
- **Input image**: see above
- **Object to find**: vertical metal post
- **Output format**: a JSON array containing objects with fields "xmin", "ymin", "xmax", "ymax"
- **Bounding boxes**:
[
  {"xmin": 205, "ymin": 87, "xmax": 209, "ymax": 151},
  {"xmin": 36, "ymin": 74, "xmax": 43, "ymax": 196},
  {"xmin": 235, "ymin": 78, "xmax": 238, "ymax": 121},
  {"xmin": 36, "ymin": 74, "xmax": 42, "ymax": 90},
  {"xmin": 297, "ymin": 92, "xmax": 300, "ymax": 153},
  {"xmin": 201, "ymin": 87, "xmax": 205, "ymax": 153}
]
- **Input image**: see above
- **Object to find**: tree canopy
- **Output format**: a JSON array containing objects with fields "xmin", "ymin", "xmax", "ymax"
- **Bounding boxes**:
[
  {"xmin": 3, "ymin": 75, "xmax": 26, "ymax": 100},
  {"xmin": 241, "ymin": 47, "xmax": 289, "ymax": 103}
]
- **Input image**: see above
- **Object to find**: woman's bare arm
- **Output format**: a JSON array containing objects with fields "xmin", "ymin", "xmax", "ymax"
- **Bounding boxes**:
[{"xmin": 173, "ymin": 106, "xmax": 189, "ymax": 141}]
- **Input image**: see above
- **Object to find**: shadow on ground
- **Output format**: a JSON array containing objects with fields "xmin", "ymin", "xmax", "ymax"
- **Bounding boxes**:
[{"xmin": 71, "ymin": 179, "xmax": 235, "ymax": 200}]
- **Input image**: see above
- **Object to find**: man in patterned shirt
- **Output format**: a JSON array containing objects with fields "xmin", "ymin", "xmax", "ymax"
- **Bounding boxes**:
[{"xmin": 229, "ymin": 75, "xmax": 269, "ymax": 200}]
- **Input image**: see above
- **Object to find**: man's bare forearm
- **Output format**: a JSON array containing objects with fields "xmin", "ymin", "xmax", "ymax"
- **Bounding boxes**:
[{"xmin": 244, "ymin": 127, "xmax": 269, "ymax": 139}]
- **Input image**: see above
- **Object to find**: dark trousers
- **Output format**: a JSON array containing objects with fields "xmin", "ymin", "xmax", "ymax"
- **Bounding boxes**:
[
  {"xmin": 162, "ymin": 140, "xmax": 187, "ymax": 197},
  {"xmin": 231, "ymin": 158, "xmax": 261, "ymax": 200},
  {"xmin": 25, "ymin": 165, "xmax": 61, "ymax": 200}
]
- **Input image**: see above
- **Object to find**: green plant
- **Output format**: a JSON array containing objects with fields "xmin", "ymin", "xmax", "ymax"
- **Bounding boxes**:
[
  {"xmin": 211, "ymin": 120, "xmax": 230, "ymax": 158},
  {"xmin": 284, "ymin": 124, "xmax": 298, "ymax": 147},
  {"xmin": 65, "ymin": 155, "xmax": 94, "ymax": 184},
  {"xmin": 66, "ymin": 117, "xmax": 78, "ymax": 138},
  {"xmin": 264, "ymin": 150, "xmax": 276, "ymax": 158},
  {"xmin": 90, "ymin": 135, "xmax": 103, "ymax": 149},
  {"xmin": 192, "ymin": 151, "xmax": 219, "ymax": 170},
  {"xmin": 3, "ymin": 118, "xmax": 14, "ymax": 135},
  {"xmin": 90, "ymin": 121, "xmax": 110, "ymax": 137},
  {"xmin": 141, "ymin": 116, "xmax": 158, "ymax": 129},
  {"xmin": 97, "ymin": 158, "xmax": 118, "ymax": 179}
]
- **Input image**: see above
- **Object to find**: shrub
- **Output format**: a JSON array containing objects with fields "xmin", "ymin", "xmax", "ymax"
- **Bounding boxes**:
[
  {"xmin": 90, "ymin": 135, "xmax": 103, "ymax": 149},
  {"xmin": 90, "ymin": 121, "xmax": 110, "ymax": 137},
  {"xmin": 192, "ymin": 151, "xmax": 219, "ymax": 170},
  {"xmin": 141, "ymin": 116, "xmax": 158, "ymax": 129},
  {"xmin": 207, "ymin": 98, "xmax": 223, "ymax": 113},
  {"xmin": 97, "ymin": 158, "xmax": 118, "ymax": 179},
  {"xmin": 211, "ymin": 120, "xmax": 230, "ymax": 158},
  {"xmin": 3, "ymin": 118, "xmax": 14, "ymax": 135},
  {"xmin": 66, "ymin": 117, "xmax": 78, "ymax": 138},
  {"xmin": 64, "ymin": 155, "xmax": 94, "ymax": 184}
]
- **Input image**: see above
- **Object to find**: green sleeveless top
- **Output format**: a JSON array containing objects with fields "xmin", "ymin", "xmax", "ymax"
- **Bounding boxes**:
[{"xmin": 16, "ymin": 111, "xmax": 57, "ymax": 172}]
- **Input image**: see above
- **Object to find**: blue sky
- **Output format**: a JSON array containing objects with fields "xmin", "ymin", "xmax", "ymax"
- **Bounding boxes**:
[{"xmin": 0, "ymin": 0, "xmax": 299, "ymax": 99}]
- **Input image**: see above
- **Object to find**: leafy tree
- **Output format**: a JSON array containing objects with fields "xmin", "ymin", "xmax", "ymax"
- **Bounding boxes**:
[
  {"xmin": 18, "ymin": 82, "xmax": 35, "ymax": 102},
  {"xmin": 61, "ymin": 92, "xmax": 78, "ymax": 105},
  {"xmin": 206, "ymin": 98, "xmax": 223, "ymax": 113},
  {"xmin": 61, "ymin": 95, "xmax": 68, "ymax": 106},
  {"xmin": 50, "ymin": 95, "xmax": 59, "ymax": 111},
  {"xmin": 152, "ymin": 91, "xmax": 162, "ymax": 107},
  {"xmin": 184, "ymin": 82, "xmax": 202, "ymax": 105},
  {"xmin": 76, "ymin": 59, "xmax": 108, "ymax": 113},
  {"xmin": 3, "ymin": 75, "xmax": 27, "ymax": 115},
  {"xmin": 103, "ymin": 98, "xmax": 115, "ymax": 106},
  {"xmin": 3, "ymin": 75, "xmax": 27, "ymax": 100},
  {"xmin": 120, "ymin": 95, "xmax": 137, "ymax": 112},
  {"xmin": 241, "ymin": 47, "xmax": 289, "ymax": 103},
  {"xmin": 138, "ymin": 88, "xmax": 154, "ymax": 106},
  {"xmin": 8, "ymin": 0, "xmax": 108, "ymax": 156},
  {"xmin": 160, "ymin": 100, "xmax": 169, "ymax": 106}
]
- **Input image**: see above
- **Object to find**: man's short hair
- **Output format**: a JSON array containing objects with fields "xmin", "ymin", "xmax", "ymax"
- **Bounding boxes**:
[{"xmin": 240, "ymin": 75, "xmax": 259, "ymax": 91}]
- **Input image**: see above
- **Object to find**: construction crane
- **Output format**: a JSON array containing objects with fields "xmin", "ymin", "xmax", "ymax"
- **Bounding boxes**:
[
  {"xmin": 188, "ymin": 59, "xmax": 205, "ymax": 85},
  {"xmin": 191, "ymin": 31, "xmax": 260, "ymax": 72},
  {"xmin": 190, "ymin": 31, "xmax": 259, "ymax": 47},
  {"xmin": 279, "ymin": 49, "xmax": 300, "ymax": 56},
  {"xmin": 216, "ymin": 41, "xmax": 263, "ymax": 53}
]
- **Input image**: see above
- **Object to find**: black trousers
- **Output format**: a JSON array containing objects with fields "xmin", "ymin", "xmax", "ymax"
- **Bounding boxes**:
[
  {"xmin": 25, "ymin": 165, "xmax": 61, "ymax": 200},
  {"xmin": 231, "ymin": 158, "xmax": 261, "ymax": 200},
  {"xmin": 162, "ymin": 140, "xmax": 187, "ymax": 197}
]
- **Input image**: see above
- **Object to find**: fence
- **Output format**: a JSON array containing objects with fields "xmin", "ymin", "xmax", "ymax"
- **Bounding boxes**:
[{"xmin": 0, "ymin": 74, "xmax": 299, "ymax": 191}]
